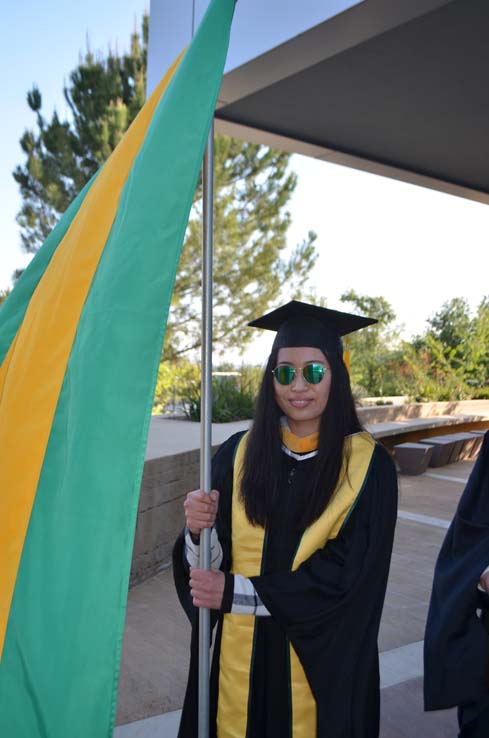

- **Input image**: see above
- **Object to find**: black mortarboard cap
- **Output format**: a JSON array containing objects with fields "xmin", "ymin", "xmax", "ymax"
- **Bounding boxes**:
[{"xmin": 248, "ymin": 300, "xmax": 378, "ymax": 354}]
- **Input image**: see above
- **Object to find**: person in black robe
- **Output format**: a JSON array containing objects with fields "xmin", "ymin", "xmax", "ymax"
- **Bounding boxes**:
[
  {"xmin": 173, "ymin": 301, "xmax": 398, "ymax": 738},
  {"xmin": 424, "ymin": 431, "xmax": 489, "ymax": 737}
]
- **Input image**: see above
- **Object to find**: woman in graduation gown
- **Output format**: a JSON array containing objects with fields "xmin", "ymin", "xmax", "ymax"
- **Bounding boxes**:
[{"xmin": 173, "ymin": 301, "xmax": 398, "ymax": 738}]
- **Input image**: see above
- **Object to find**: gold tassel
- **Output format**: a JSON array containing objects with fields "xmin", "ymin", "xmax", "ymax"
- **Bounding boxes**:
[{"xmin": 343, "ymin": 336, "xmax": 351, "ymax": 374}]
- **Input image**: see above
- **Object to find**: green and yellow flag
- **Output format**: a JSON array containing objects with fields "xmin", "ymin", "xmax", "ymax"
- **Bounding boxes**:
[{"xmin": 0, "ymin": 1, "xmax": 234, "ymax": 735}]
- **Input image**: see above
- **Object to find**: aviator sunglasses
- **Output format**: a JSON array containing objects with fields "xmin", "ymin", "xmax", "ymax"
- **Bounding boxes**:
[{"xmin": 272, "ymin": 362, "xmax": 328, "ymax": 386}]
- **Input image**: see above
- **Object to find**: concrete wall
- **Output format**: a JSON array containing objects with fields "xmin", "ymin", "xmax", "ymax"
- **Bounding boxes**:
[
  {"xmin": 357, "ymin": 400, "xmax": 489, "ymax": 424},
  {"xmin": 130, "ymin": 444, "xmax": 220, "ymax": 586}
]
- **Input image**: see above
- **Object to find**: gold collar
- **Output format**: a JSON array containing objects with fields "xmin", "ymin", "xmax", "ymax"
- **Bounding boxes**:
[{"xmin": 280, "ymin": 426, "xmax": 319, "ymax": 454}]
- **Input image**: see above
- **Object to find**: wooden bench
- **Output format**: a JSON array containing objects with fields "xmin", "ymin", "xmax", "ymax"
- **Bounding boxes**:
[{"xmin": 393, "ymin": 442, "xmax": 434, "ymax": 475}]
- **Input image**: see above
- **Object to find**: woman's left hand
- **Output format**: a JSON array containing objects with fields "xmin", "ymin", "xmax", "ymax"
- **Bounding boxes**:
[
  {"xmin": 480, "ymin": 570, "xmax": 489, "ymax": 593},
  {"xmin": 189, "ymin": 567, "xmax": 225, "ymax": 610}
]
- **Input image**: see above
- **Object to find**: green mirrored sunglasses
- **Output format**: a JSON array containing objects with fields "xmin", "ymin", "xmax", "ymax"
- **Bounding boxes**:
[{"xmin": 272, "ymin": 363, "xmax": 327, "ymax": 385}]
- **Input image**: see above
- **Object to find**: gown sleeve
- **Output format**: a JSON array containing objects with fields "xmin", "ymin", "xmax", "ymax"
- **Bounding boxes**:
[
  {"xmin": 172, "ymin": 431, "xmax": 244, "ymax": 622},
  {"xmin": 249, "ymin": 444, "xmax": 398, "ymax": 716},
  {"xmin": 424, "ymin": 432, "xmax": 489, "ymax": 710}
]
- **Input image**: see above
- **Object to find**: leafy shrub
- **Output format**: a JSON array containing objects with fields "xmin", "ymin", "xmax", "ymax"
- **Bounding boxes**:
[
  {"xmin": 471, "ymin": 387, "xmax": 489, "ymax": 400},
  {"xmin": 183, "ymin": 376, "xmax": 255, "ymax": 422},
  {"xmin": 153, "ymin": 360, "xmax": 200, "ymax": 414}
]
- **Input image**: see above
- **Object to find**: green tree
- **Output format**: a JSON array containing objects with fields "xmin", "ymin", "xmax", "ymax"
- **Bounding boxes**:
[
  {"xmin": 331, "ymin": 292, "xmax": 488, "ymax": 402},
  {"xmin": 14, "ymin": 18, "xmax": 317, "ymax": 358},
  {"xmin": 165, "ymin": 139, "xmax": 317, "ymax": 358},
  {"xmin": 14, "ymin": 16, "xmax": 148, "ymax": 253},
  {"xmin": 468, "ymin": 297, "xmax": 489, "ymax": 389},
  {"xmin": 408, "ymin": 296, "xmax": 489, "ymax": 397},
  {"xmin": 426, "ymin": 297, "xmax": 472, "ymax": 372},
  {"xmin": 340, "ymin": 290, "xmax": 399, "ymax": 395},
  {"xmin": 399, "ymin": 335, "xmax": 470, "ymax": 402}
]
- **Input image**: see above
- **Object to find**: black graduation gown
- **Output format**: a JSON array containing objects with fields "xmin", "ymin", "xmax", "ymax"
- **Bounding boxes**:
[
  {"xmin": 424, "ymin": 431, "xmax": 489, "ymax": 732},
  {"xmin": 173, "ymin": 431, "xmax": 398, "ymax": 738}
]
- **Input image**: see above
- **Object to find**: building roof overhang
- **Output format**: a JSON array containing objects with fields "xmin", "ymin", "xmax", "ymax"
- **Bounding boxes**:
[{"xmin": 213, "ymin": 0, "xmax": 489, "ymax": 204}]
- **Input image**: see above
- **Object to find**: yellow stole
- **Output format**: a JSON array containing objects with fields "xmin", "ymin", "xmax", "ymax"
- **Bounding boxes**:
[{"xmin": 216, "ymin": 430, "xmax": 376, "ymax": 738}]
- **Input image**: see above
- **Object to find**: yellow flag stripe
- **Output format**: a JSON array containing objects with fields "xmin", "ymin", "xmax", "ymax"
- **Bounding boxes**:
[{"xmin": 0, "ymin": 50, "xmax": 185, "ymax": 658}]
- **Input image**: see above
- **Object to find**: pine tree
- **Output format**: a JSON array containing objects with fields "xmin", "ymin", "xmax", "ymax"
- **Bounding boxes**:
[
  {"xmin": 14, "ymin": 15, "xmax": 317, "ymax": 357},
  {"xmin": 14, "ymin": 15, "xmax": 148, "ymax": 253},
  {"xmin": 166, "ymin": 138, "xmax": 317, "ymax": 358}
]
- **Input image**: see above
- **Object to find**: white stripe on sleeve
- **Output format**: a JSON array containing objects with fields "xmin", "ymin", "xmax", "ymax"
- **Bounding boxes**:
[
  {"xmin": 184, "ymin": 527, "xmax": 223, "ymax": 570},
  {"xmin": 231, "ymin": 573, "xmax": 270, "ymax": 617}
]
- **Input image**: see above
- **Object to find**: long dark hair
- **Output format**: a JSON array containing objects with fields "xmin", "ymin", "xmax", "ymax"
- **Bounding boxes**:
[{"xmin": 240, "ymin": 345, "xmax": 363, "ymax": 529}]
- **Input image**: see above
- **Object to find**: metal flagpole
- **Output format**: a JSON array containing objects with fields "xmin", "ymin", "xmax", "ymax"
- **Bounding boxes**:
[{"xmin": 198, "ymin": 120, "xmax": 214, "ymax": 738}]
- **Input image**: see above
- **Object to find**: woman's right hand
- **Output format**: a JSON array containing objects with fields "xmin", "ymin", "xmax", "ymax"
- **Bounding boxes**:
[{"xmin": 184, "ymin": 489, "xmax": 220, "ymax": 538}]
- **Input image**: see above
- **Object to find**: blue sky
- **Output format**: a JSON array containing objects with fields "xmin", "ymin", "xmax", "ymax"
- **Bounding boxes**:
[
  {"xmin": 1, "ymin": 0, "xmax": 147, "ymax": 286},
  {"xmin": 2, "ymin": 0, "xmax": 488, "ymax": 360}
]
